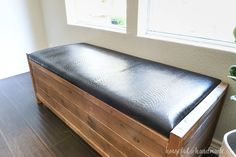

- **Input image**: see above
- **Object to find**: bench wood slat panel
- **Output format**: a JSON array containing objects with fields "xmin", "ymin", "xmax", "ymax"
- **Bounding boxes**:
[
  {"xmin": 30, "ymin": 60, "xmax": 168, "ymax": 147},
  {"xmin": 35, "ymin": 77, "xmax": 149, "ymax": 157},
  {"xmin": 32, "ymin": 63, "xmax": 167, "ymax": 156},
  {"xmin": 30, "ymin": 60, "xmax": 167, "ymax": 157},
  {"xmin": 37, "ymin": 88, "xmax": 126, "ymax": 157}
]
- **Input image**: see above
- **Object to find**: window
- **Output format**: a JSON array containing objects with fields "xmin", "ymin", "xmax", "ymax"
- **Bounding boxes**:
[
  {"xmin": 138, "ymin": 0, "xmax": 236, "ymax": 47},
  {"xmin": 65, "ymin": 0, "xmax": 127, "ymax": 33}
]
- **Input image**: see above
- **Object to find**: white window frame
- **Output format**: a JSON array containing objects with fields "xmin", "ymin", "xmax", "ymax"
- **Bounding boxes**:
[
  {"xmin": 138, "ymin": 0, "xmax": 236, "ymax": 52},
  {"xmin": 65, "ymin": 0, "xmax": 127, "ymax": 33}
]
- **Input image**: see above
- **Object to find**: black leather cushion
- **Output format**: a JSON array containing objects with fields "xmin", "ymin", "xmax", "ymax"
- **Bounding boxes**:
[{"xmin": 28, "ymin": 43, "xmax": 221, "ymax": 137}]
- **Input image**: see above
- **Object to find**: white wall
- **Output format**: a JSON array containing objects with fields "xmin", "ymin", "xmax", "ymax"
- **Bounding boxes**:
[
  {"xmin": 0, "ymin": 0, "xmax": 47, "ymax": 79},
  {"xmin": 40, "ymin": 0, "xmax": 236, "ymax": 141}
]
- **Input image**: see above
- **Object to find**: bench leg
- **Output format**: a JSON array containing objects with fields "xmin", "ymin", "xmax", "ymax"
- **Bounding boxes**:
[{"xmin": 36, "ymin": 96, "xmax": 43, "ymax": 105}]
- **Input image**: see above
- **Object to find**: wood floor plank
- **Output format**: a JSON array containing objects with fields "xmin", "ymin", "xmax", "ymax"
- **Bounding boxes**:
[
  {"xmin": 0, "ymin": 73, "xmax": 72, "ymax": 147},
  {"xmin": 0, "ymin": 90, "xmax": 54, "ymax": 157},
  {"xmin": 0, "ymin": 131, "xmax": 13, "ymax": 157},
  {"xmin": 51, "ymin": 134, "xmax": 100, "ymax": 157},
  {"xmin": 0, "ymin": 73, "xmax": 100, "ymax": 157}
]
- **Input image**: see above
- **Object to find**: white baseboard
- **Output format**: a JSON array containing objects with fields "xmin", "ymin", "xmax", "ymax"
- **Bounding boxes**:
[{"xmin": 209, "ymin": 138, "xmax": 222, "ymax": 154}]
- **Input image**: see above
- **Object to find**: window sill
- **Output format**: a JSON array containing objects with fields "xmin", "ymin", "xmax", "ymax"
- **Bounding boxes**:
[
  {"xmin": 68, "ymin": 22, "xmax": 127, "ymax": 34},
  {"xmin": 138, "ymin": 31, "xmax": 236, "ymax": 53}
]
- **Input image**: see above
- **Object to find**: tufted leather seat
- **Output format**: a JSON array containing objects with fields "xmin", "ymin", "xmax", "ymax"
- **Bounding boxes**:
[{"xmin": 28, "ymin": 43, "xmax": 221, "ymax": 137}]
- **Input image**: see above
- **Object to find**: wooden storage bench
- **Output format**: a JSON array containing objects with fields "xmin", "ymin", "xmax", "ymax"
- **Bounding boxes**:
[{"xmin": 27, "ymin": 43, "xmax": 228, "ymax": 157}]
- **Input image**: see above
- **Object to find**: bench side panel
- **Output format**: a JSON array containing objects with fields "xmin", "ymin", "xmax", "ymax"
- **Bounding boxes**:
[{"xmin": 167, "ymin": 82, "xmax": 227, "ymax": 157}]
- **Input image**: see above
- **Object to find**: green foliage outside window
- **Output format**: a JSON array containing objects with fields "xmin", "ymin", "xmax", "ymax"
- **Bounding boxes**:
[
  {"xmin": 111, "ymin": 16, "xmax": 125, "ymax": 26},
  {"xmin": 234, "ymin": 27, "xmax": 236, "ymax": 42},
  {"xmin": 229, "ymin": 65, "xmax": 236, "ymax": 101},
  {"xmin": 227, "ymin": 27, "xmax": 236, "ymax": 101}
]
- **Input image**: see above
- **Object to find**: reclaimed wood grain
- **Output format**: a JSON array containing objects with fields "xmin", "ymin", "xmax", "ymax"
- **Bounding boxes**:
[
  {"xmin": 167, "ymin": 82, "xmax": 227, "ymax": 157},
  {"xmin": 30, "ymin": 59, "xmax": 168, "ymax": 157},
  {"xmin": 28, "ymin": 59, "xmax": 228, "ymax": 157}
]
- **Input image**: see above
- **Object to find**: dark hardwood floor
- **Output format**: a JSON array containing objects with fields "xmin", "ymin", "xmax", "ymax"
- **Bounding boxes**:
[
  {"xmin": 0, "ymin": 72, "xmax": 218, "ymax": 157},
  {"xmin": 0, "ymin": 73, "xmax": 100, "ymax": 157}
]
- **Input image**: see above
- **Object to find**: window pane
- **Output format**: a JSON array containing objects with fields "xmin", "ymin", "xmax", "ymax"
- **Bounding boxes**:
[
  {"xmin": 148, "ymin": 0, "xmax": 236, "ymax": 43},
  {"xmin": 65, "ymin": 0, "xmax": 126, "ymax": 31}
]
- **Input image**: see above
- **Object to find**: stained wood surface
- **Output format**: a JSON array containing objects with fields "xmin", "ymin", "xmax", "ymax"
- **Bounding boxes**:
[
  {"xmin": 29, "ymin": 59, "xmax": 228, "ymax": 157},
  {"xmin": 30, "ymin": 58, "xmax": 168, "ymax": 157},
  {"xmin": 167, "ymin": 82, "xmax": 228, "ymax": 157},
  {"xmin": 0, "ymin": 73, "xmax": 100, "ymax": 157}
]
